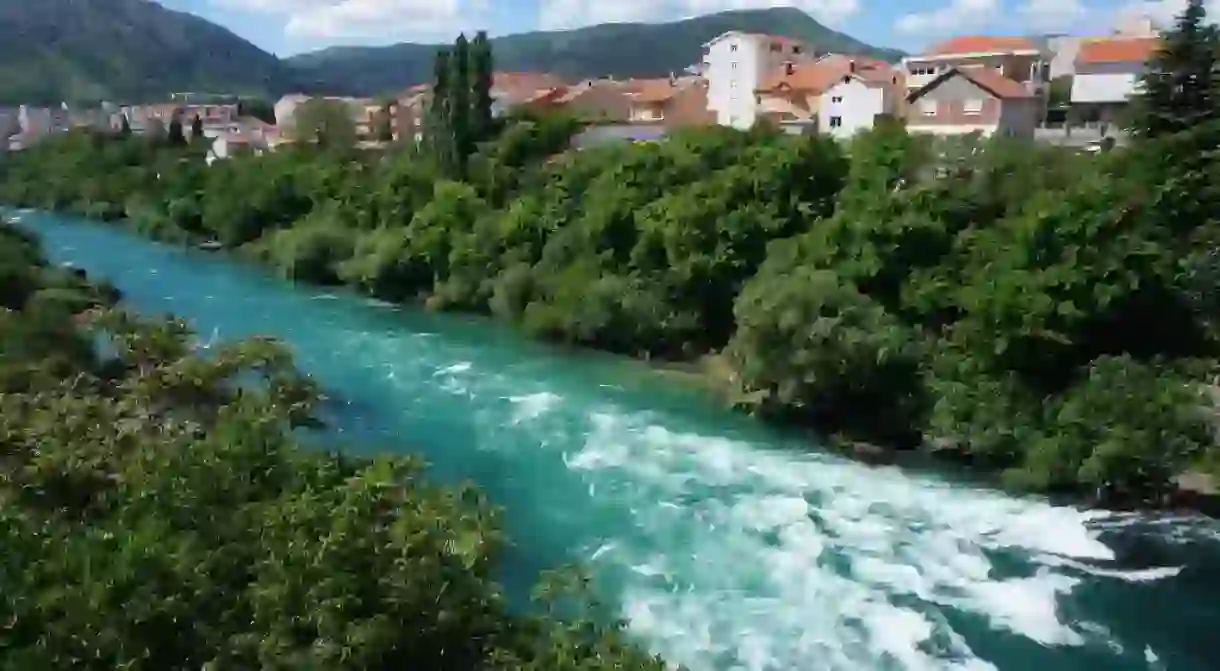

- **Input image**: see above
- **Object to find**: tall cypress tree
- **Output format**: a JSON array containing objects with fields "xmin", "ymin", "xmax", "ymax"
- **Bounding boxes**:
[
  {"xmin": 450, "ymin": 33, "xmax": 472, "ymax": 176},
  {"xmin": 428, "ymin": 47, "xmax": 452, "ymax": 167},
  {"xmin": 191, "ymin": 114, "xmax": 204, "ymax": 139},
  {"xmin": 470, "ymin": 31, "xmax": 495, "ymax": 144},
  {"xmin": 167, "ymin": 115, "xmax": 187, "ymax": 146},
  {"xmin": 1129, "ymin": 0, "xmax": 1218, "ymax": 140}
]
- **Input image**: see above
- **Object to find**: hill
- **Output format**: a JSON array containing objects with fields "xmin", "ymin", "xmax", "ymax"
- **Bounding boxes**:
[
  {"xmin": 0, "ymin": 0, "xmax": 295, "ymax": 105},
  {"xmin": 286, "ymin": 8, "xmax": 906, "ymax": 96}
]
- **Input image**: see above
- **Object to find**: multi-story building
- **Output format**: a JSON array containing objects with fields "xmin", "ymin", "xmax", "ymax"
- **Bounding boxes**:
[
  {"xmin": 702, "ymin": 31, "xmax": 816, "ymax": 129},
  {"xmin": 1069, "ymin": 37, "xmax": 1159, "ymax": 127},
  {"xmin": 901, "ymin": 36, "xmax": 1050, "ymax": 97}
]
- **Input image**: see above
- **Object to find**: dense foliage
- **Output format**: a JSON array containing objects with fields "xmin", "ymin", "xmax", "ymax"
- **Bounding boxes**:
[
  {"xmin": 0, "ymin": 219, "xmax": 667, "ymax": 669},
  {"xmin": 4, "ymin": 3, "xmax": 1220, "ymax": 509}
]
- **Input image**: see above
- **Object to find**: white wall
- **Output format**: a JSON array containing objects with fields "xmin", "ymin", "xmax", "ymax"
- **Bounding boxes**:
[
  {"xmin": 819, "ymin": 78, "xmax": 883, "ymax": 139},
  {"xmin": 1071, "ymin": 61, "xmax": 1144, "ymax": 103},
  {"xmin": 704, "ymin": 33, "xmax": 764, "ymax": 129}
]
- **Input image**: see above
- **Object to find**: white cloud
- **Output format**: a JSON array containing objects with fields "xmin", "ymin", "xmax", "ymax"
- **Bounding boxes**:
[
  {"xmin": 210, "ymin": 0, "xmax": 481, "ymax": 41},
  {"xmin": 893, "ymin": 0, "xmax": 998, "ymax": 35},
  {"xmin": 538, "ymin": 0, "xmax": 860, "ymax": 32},
  {"xmin": 1016, "ymin": 0, "xmax": 1091, "ymax": 31}
]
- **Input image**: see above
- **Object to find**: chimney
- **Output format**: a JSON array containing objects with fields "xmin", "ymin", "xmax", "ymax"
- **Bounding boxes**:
[
  {"xmin": 849, "ymin": 60, "xmax": 857, "ymax": 73},
  {"xmin": 784, "ymin": 61, "xmax": 795, "ymax": 75}
]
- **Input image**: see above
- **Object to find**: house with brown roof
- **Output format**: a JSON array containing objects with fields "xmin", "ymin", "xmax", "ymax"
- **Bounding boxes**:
[
  {"xmin": 625, "ymin": 77, "xmax": 714, "ymax": 128},
  {"xmin": 904, "ymin": 66, "xmax": 1040, "ymax": 138},
  {"xmin": 1069, "ymin": 37, "xmax": 1160, "ymax": 126},
  {"xmin": 901, "ymin": 36, "xmax": 1050, "ymax": 98},
  {"xmin": 550, "ymin": 80, "xmax": 635, "ymax": 122},
  {"xmin": 491, "ymin": 72, "xmax": 567, "ymax": 117},
  {"xmin": 755, "ymin": 54, "xmax": 901, "ymax": 138}
]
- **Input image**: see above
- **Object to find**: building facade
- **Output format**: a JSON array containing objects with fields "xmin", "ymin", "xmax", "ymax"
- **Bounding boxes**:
[
  {"xmin": 1069, "ymin": 37, "xmax": 1159, "ymax": 126},
  {"xmin": 703, "ymin": 31, "xmax": 814, "ymax": 129},
  {"xmin": 902, "ymin": 36, "xmax": 1050, "ymax": 98},
  {"xmin": 905, "ymin": 67, "xmax": 1040, "ymax": 138}
]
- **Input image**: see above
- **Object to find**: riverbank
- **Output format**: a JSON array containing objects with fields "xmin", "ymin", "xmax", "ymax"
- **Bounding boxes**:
[{"xmin": 5, "ymin": 117, "xmax": 1220, "ymax": 507}]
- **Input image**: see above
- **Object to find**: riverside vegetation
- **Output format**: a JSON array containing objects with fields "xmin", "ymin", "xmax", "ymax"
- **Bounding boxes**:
[
  {"xmin": 4, "ymin": 4, "xmax": 1220, "ymax": 510},
  {"xmin": 0, "ymin": 218, "xmax": 668, "ymax": 667}
]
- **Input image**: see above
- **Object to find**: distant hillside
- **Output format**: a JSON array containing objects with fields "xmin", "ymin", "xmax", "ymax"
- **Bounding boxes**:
[
  {"xmin": 287, "ymin": 8, "xmax": 905, "ymax": 96},
  {"xmin": 0, "ymin": 0, "xmax": 296, "ymax": 105}
]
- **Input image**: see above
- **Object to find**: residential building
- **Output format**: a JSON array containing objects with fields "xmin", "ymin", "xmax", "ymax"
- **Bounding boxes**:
[
  {"xmin": 390, "ymin": 84, "xmax": 428, "ymax": 144},
  {"xmin": 553, "ymin": 80, "xmax": 634, "ymax": 122},
  {"xmin": 274, "ymin": 94, "xmax": 310, "ymax": 131},
  {"xmin": 18, "ymin": 105, "xmax": 70, "ymax": 137},
  {"xmin": 901, "ymin": 36, "xmax": 1050, "ymax": 97},
  {"xmin": 754, "ymin": 54, "xmax": 900, "ymax": 138},
  {"xmin": 904, "ymin": 66, "xmax": 1040, "ymax": 138},
  {"xmin": 491, "ymin": 72, "xmax": 567, "ymax": 117},
  {"xmin": 1069, "ymin": 36, "xmax": 1159, "ymax": 126},
  {"xmin": 625, "ymin": 77, "xmax": 714, "ymax": 128},
  {"xmin": 702, "ymin": 31, "xmax": 816, "ymax": 129}
]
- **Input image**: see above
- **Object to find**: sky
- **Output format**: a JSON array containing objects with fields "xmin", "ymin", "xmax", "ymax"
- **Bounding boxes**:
[{"xmin": 159, "ymin": 0, "xmax": 1209, "ymax": 56}]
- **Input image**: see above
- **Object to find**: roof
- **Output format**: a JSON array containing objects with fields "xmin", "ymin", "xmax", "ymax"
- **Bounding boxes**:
[
  {"xmin": 909, "ymin": 66, "xmax": 1034, "ymax": 100},
  {"xmin": 493, "ymin": 72, "xmax": 566, "ymax": 91},
  {"xmin": 757, "ymin": 54, "xmax": 896, "ymax": 94},
  {"xmin": 1076, "ymin": 37, "xmax": 1160, "ymax": 64},
  {"xmin": 922, "ymin": 36, "xmax": 1038, "ymax": 56},
  {"xmin": 628, "ymin": 78, "xmax": 682, "ymax": 103}
]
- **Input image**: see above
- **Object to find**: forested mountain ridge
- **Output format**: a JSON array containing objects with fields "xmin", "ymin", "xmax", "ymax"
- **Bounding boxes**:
[
  {"xmin": 0, "ymin": 2, "xmax": 899, "ymax": 103},
  {"xmin": 287, "ymin": 8, "xmax": 905, "ymax": 96},
  {"xmin": 0, "ymin": 0, "xmax": 295, "ymax": 105}
]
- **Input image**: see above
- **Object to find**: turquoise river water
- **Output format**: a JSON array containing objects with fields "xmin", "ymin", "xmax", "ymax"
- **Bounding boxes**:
[{"xmin": 10, "ymin": 210, "xmax": 1220, "ymax": 671}]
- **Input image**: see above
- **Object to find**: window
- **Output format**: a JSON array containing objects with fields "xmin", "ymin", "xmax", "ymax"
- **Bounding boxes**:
[
  {"xmin": 731, "ymin": 61, "xmax": 738, "ymax": 70},
  {"xmin": 829, "ymin": 116, "xmax": 842, "ymax": 128},
  {"xmin": 920, "ymin": 99, "xmax": 937, "ymax": 116},
  {"xmin": 730, "ymin": 43, "xmax": 738, "ymax": 52},
  {"xmin": 831, "ymin": 96, "xmax": 843, "ymax": 103},
  {"xmin": 770, "ymin": 43, "xmax": 782, "ymax": 52},
  {"xmin": 731, "ymin": 80, "xmax": 737, "ymax": 88},
  {"xmin": 963, "ymin": 98, "xmax": 983, "ymax": 114},
  {"xmin": 793, "ymin": 46, "xmax": 802, "ymax": 54}
]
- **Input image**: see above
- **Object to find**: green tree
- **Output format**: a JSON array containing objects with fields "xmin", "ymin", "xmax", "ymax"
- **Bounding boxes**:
[
  {"xmin": 1128, "ymin": 0, "xmax": 1219, "ymax": 139},
  {"xmin": 470, "ymin": 30, "xmax": 495, "ymax": 144},
  {"xmin": 427, "ymin": 48, "xmax": 453, "ymax": 166},
  {"xmin": 294, "ymin": 98, "xmax": 358, "ymax": 148},
  {"xmin": 450, "ymin": 34, "xmax": 473, "ymax": 176},
  {"xmin": 166, "ymin": 115, "xmax": 187, "ymax": 146},
  {"xmin": 190, "ymin": 113, "xmax": 204, "ymax": 139},
  {"xmin": 119, "ymin": 114, "xmax": 132, "ymax": 136}
]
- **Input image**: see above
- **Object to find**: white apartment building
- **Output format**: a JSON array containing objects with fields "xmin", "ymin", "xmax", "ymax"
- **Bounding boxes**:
[
  {"xmin": 702, "ymin": 31, "xmax": 814, "ymax": 129},
  {"xmin": 818, "ymin": 71, "xmax": 893, "ymax": 138}
]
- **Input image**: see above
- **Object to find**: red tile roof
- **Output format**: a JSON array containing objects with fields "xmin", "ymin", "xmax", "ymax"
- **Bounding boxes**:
[
  {"xmin": 1077, "ymin": 37, "xmax": 1160, "ymax": 64},
  {"xmin": 924, "ymin": 36, "xmax": 1037, "ymax": 56},
  {"xmin": 493, "ymin": 72, "xmax": 566, "ymax": 91},
  {"xmin": 957, "ymin": 67, "xmax": 1034, "ymax": 99},
  {"xmin": 758, "ymin": 55, "xmax": 896, "ymax": 94},
  {"xmin": 630, "ymin": 79, "xmax": 681, "ymax": 103}
]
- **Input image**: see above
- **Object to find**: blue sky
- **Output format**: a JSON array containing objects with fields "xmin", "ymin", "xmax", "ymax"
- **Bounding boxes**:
[{"xmin": 159, "ymin": 0, "xmax": 1194, "ymax": 56}]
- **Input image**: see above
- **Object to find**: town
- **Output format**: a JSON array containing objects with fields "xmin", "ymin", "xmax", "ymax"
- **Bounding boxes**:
[{"xmin": 0, "ymin": 14, "xmax": 1159, "ymax": 157}]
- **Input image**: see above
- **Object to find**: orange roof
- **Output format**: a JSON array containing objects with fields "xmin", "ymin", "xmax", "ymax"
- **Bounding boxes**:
[
  {"xmin": 957, "ymin": 67, "xmax": 1034, "ymax": 99},
  {"xmin": 493, "ymin": 72, "xmax": 566, "ymax": 91},
  {"xmin": 629, "ymin": 78, "xmax": 681, "ymax": 103},
  {"xmin": 758, "ymin": 55, "xmax": 895, "ymax": 94},
  {"xmin": 1077, "ymin": 37, "xmax": 1160, "ymax": 64},
  {"xmin": 924, "ymin": 36, "xmax": 1037, "ymax": 56}
]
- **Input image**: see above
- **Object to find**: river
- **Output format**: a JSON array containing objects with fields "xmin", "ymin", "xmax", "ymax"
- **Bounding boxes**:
[{"xmin": 10, "ymin": 209, "xmax": 1220, "ymax": 671}]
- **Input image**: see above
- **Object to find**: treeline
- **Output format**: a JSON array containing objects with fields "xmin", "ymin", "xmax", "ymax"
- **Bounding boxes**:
[
  {"xmin": 0, "ymin": 219, "xmax": 667, "ymax": 668},
  {"xmin": 3, "ymin": 1, "xmax": 1220, "ymax": 506}
]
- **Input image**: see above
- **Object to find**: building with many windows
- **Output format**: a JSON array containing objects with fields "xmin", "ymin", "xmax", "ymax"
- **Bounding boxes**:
[{"xmin": 702, "ymin": 31, "xmax": 815, "ymax": 129}]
